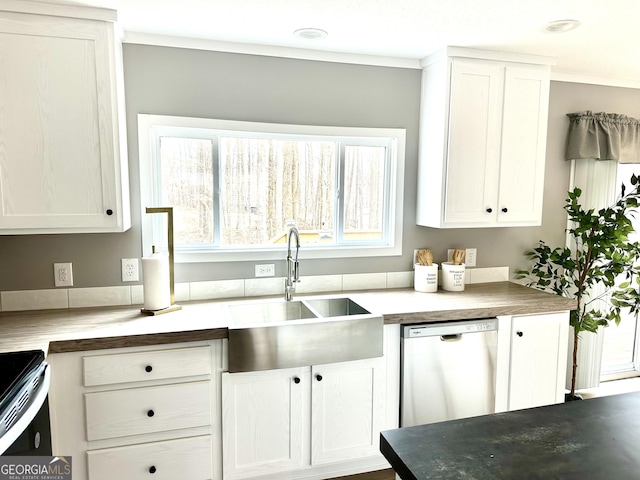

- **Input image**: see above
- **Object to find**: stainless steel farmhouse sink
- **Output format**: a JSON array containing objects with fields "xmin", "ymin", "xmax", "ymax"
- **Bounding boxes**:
[
  {"xmin": 227, "ymin": 300, "xmax": 317, "ymax": 324},
  {"xmin": 227, "ymin": 297, "xmax": 383, "ymax": 373},
  {"xmin": 304, "ymin": 297, "xmax": 370, "ymax": 317}
]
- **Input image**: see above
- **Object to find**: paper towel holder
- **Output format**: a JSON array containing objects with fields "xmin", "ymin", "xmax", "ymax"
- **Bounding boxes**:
[{"xmin": 141, "ymin": 206, "xmax": 182, "ymax": 316}]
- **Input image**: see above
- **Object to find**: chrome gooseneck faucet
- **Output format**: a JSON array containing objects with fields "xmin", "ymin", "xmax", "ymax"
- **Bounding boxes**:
[{"xmin": 285, "ymin": 226, "xmax": 300, "ymax": 301}]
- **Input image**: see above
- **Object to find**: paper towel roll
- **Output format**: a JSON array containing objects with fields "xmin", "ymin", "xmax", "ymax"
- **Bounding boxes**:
[{"xmin": 142, "ymin": 253, "xmax": 171, "ymax": 311}]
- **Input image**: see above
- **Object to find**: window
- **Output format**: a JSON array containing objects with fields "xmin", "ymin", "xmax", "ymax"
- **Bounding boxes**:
[{"xmin": 138, "ymin": 115, "xmax": 405, "ymax": 262}]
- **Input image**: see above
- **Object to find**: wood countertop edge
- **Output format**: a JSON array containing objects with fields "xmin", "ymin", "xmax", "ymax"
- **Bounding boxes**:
[
  {"xmin": 47, "ymin": 328, "xmax": 229, "ymax": 354},
  {"xmin": 382, "ymin": 300, "xmax": 578, "ymax": 324}
]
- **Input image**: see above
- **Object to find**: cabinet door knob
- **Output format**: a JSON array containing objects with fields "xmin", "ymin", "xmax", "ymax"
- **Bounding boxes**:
[
  {"xmin": 316, "ymin": 374, "xmax": 323, "ymax": 382},
  {"xmin": 147, "ymin": 409, "xmax": 155, "ymax": 417},
  {"xmin": 145, "ymin": 365, "xmax": 153, "ymax": 373},
  {"xmin": 502, "ymin": 207, "xmax": 508, "ymax": 213},
  {"xmin": 486, "ymin": 208, "xmax": 493, "ymax": 213},
  {"xmin": 516, "ymin": 331, "xmax": 523, "ymax": 337},
  {"xmin": 293, "ymin": 376, "xmax": 301, "ymax": 384},
  {"xmin": 149, "ymin": 466, "xmax": 157, "ymax": 474},
  {"xmin": 106, "ymin": 209, "xmax": 113, "ymax": 215}
]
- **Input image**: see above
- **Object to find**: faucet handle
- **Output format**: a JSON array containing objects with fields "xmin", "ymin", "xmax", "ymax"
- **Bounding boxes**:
[{"xmin": 294, "ymin": 261, "xmax": 300, "ymax": 282}]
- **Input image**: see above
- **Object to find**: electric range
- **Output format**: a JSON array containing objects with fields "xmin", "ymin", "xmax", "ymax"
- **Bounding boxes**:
[{"xmin": 0, "ymin": 350, "xmax": 51, "ymax": 455}]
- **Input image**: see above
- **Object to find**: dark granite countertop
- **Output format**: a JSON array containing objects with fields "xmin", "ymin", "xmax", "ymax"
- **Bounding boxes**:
[{"xmin": 380, "ymin": 391, "xmax": 640, "ymax": 479}]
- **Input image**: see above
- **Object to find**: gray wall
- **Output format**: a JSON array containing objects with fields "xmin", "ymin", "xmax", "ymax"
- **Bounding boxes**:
[{"xmin": 1, "ymin": 44, "xmax": 640, "ymax": 290}]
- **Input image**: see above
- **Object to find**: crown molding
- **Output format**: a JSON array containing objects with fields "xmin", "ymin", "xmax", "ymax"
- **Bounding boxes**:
[
  {"xmin": 123, "ymin": 32, "xmax": 421, "ymax": 70},
  {"xmin": 0, "ymin": 0, "xmax": 116, "ymax": 22},
  {"xmin": 551, "ymin": 71, "xmax": 640, "ymax": 89},
  {"xmin": 122, "ymin": 31, "xmax": 640, "ymax": 88}
]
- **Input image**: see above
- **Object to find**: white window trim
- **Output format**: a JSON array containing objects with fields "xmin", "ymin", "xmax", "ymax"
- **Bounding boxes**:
[{"xmin": 138, "ymin": 114, "xmax": 405, "ymax": 263}]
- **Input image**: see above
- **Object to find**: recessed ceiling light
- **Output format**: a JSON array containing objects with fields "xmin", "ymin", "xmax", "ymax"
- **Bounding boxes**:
[
  {"xmin": 294, "ymin": 28, "xmax": 328, "ymax": 40},
  {"xmin": 543, "ymin": 19, "xmax": 581, "ymax": 33}
]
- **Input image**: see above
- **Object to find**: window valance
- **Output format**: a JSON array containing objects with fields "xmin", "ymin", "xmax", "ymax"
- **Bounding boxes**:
[{"xmin": 566, "ymin": 111, "xmax": 640, "ymax": 164}]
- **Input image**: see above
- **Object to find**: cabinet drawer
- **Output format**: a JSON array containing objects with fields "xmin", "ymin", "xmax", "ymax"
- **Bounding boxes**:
[
  {"xmin": 85, "ymin": 381, "xmax": 211, "ymax": 441},
  {"xmin": 87, "ymin": 435, "xmax": 212, "ymax": 480},
  {"xmin": 83, "ymin": 346, "xmax": 212, "ymax": 387}
]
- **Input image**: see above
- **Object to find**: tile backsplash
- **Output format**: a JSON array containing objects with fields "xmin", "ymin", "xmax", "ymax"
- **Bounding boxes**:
[{"xmin": 0, "ymin": 267, "xmax": 509, "ymax": 312}]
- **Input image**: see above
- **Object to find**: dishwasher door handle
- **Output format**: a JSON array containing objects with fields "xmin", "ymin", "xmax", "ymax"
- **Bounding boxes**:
[{"xmin": 440, "ymin": 334, "xmax": 462, "ymax": 342}]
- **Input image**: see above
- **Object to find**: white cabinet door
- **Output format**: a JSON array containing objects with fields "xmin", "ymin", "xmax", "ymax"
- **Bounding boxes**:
[
  {"xmin": 310, "ymin": 357, "xmax": 385, "ymax": 465},
  {"xmin": 0, "ymin": 10, "xmax": 129, "ymax": 233},
  {"xmin": 508, "ymin": 312, "xmax": 569, "ymax": 410},
  {"xmin": 444, "ymin": 60, "xmax": 503, "ymax": 225},
  {"xmin": 221, "ymin": 368, "xmax": 307, "ymax": 480},
  {"xmin": 416, "ymin": 49, "xmax": 551, "ymax": 229},
  {"xmin": 497, "ymin": 66, "xmax": 550, "ymax": 225}
]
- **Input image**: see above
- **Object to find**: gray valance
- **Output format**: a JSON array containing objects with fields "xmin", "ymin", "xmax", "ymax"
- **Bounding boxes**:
[{"xmin": 566, "ymin": 111, "xmax": 640, "ymax": 164}]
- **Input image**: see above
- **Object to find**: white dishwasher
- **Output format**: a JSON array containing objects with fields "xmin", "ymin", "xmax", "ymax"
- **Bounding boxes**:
[{"xmin": 401, "ymin": 318, "xmax": 498, "ymax": 427}]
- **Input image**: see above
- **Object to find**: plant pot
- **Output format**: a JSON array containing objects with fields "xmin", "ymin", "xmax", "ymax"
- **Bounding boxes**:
[{"xmin": 564, "ymin": 393, "xmax": 583, "ymax": 402}]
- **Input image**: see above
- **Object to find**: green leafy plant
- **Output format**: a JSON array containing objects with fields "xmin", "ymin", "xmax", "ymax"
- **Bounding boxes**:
[{"xmin": 516, "ymin": 174, "xmax": 640, "ymax": 400}]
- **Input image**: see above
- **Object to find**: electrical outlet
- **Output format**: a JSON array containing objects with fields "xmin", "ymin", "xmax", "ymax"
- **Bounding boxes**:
[
  {"xmin": 53, "ymin": 262, "xmax": 73, "ymax": 287},
  {"xmin": 465, "ymin": 248, "xmax": 477, "ymax": 267},
  {"xmin": 255, "ymin": 264, "xmax": 275, "ymax": 277},
  {"xmin": 122, "ymin": 258, "xmax": 139, "ymax": 282}
]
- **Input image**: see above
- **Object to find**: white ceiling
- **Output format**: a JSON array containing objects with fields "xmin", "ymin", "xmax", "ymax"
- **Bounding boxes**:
[{"xmin": 38, "ymin": 0, "xmax": 640, "ymax": 85}]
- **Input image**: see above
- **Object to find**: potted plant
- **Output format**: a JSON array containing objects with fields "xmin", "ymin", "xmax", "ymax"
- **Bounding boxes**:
[{"xmin": 516, "ymin": 174, "xmax": 640, "ymax": 400}]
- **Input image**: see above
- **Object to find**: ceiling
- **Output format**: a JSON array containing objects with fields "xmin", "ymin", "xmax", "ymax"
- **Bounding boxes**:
[{"xmin": 38, "ymin": 0, "xmax": 640, "ymax": 85}]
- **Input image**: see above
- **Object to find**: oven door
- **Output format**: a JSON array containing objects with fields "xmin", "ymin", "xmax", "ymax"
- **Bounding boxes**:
[{"xmin": 0, "ymin": 363, "xmax": 51, "ymax": 456}]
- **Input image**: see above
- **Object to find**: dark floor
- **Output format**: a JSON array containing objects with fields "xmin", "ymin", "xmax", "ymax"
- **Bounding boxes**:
[{"xmin": 331, "ymin": 469, "xmax": 395, "ymax": 480}]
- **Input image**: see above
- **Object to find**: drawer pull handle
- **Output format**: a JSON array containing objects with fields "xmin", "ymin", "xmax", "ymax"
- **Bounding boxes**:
[
  {"xmin": 486, "ymin": 208, "xmax": 493, "ymax": 213},
  {"xmin": 106, "ymin": 209, "xmax": 113, "ymax": 216},
  {"xmin": 316, "ymin": 374, "xmax": 323, "ymax": 382},
  {"xmin": 516, "ymin": 331, "xmax": 523, "ymax": 337},
  {"xmin": 502, "ymin": 207, "xmax": 508, "ymax": 213},
  {"xmin": 149, "ymin": 466, "xmax": 157, "ymax": 474},
  {"xmin": 293, "ymin": 376, "xmax": 301, "ymax": 384},
  {"xmin": 147, "ymin": 410, "xmax": 155, "ymax": 417},
  {"xmin": 145, "ymin": 365, "xmax": 153, "ymax": 373}
]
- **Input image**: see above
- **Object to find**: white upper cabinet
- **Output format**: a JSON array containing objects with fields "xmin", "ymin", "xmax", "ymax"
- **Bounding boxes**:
[
  {"xmin": 416, "ymin": 48, "xmax": 552, "ymax": 228},
  {"xmin": 0, "ymin": 2, "xmax": 130, "ymax": 234}
]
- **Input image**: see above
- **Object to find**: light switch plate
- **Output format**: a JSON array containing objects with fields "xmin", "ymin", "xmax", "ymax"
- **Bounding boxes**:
[{"xmin": 465, "ymin": 248, "xmax": 477, "ymax": 267}]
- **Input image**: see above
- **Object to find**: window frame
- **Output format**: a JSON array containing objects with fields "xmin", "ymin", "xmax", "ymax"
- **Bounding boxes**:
[{"xmin": 138, "ymin": 114, "xmax": 405, "ymax": 263}]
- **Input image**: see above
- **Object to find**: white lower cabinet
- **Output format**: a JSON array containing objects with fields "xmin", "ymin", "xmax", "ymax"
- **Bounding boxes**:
[
  {"xmin": 222, "ymin": 367, "xmax": 306, "ymax": 478},
  {"xmin": 222, "ymin": 357, "xmax": 385, "ymax": 480},
  {"xmin": 508, "ymin": 312, "xmax": 569, "ymax": 410},
  {"xmin": 48, "ymin": 341, "xmax": 223, "ymax": 480},
  {"xmin": 310, "ymin": 360, "xmax": 385, "ymax": 465},
  {"xmin": 495, "ymin": 312, "xmax": 570, "ymax": 412}
]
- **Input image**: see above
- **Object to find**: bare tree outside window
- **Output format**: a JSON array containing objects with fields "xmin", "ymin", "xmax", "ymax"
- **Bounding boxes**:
[
  {"xmin": 160, "ymin": 136, "xmax": 214, "ymax": 245},
  {"xmin": 157, "ymin": 132, "xmax": 390, "ymax": 249},
  {"xmin": 344, "ymin": 145, "xmax": 385, "ymax": 241},
  {"xmin": 219, "ymin": 137, "xmax": 336, "ymax": 245}
]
